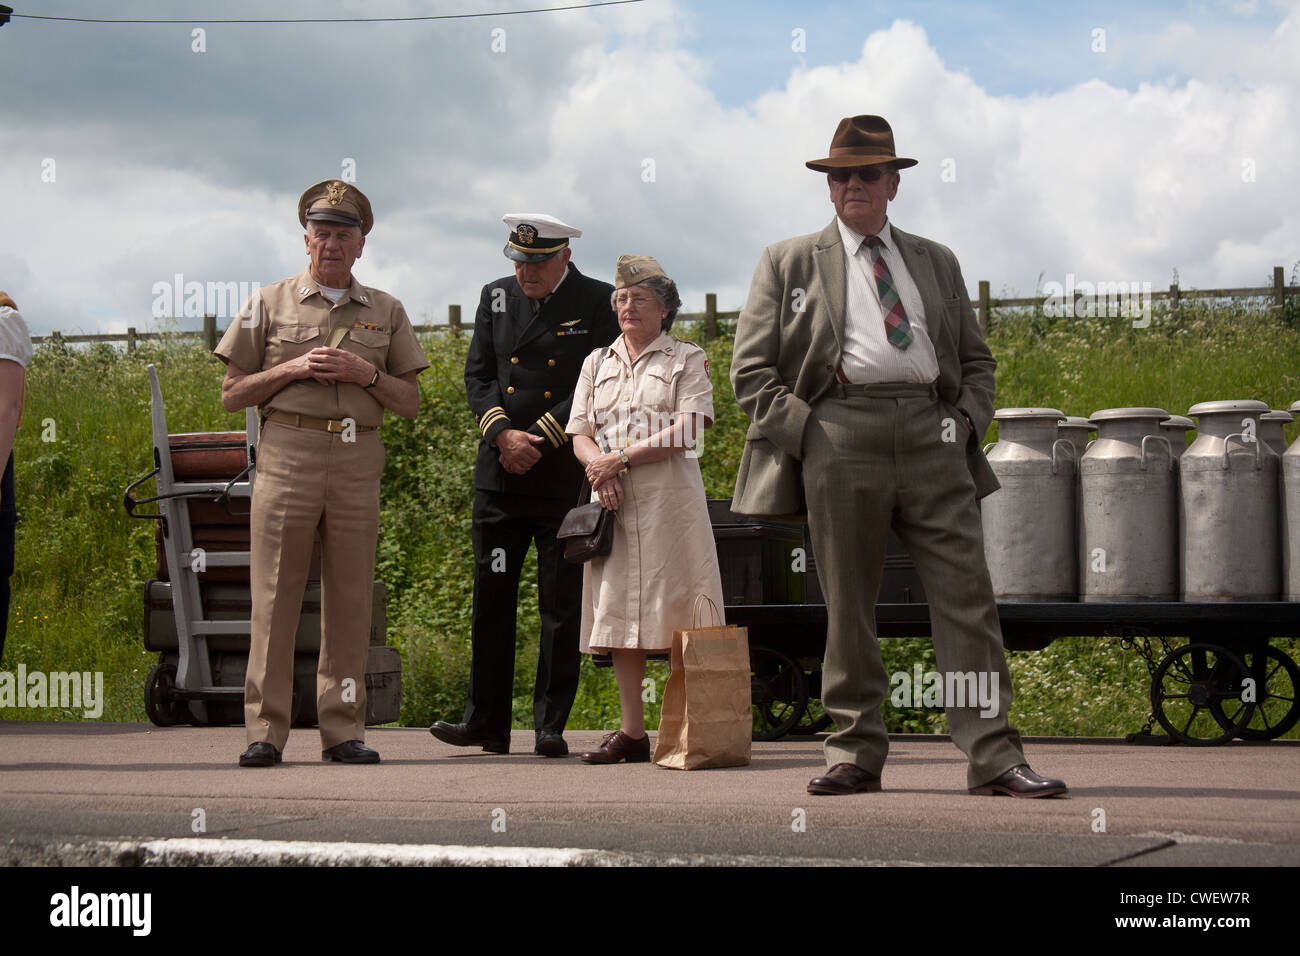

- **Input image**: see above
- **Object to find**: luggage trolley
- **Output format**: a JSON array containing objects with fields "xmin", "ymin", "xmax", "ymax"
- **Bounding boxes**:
[
  {"xmin": 124, "ymin": 364, "xmax": 257, "ymax": 725},
  {"xmin": 125, "ymin": 365, "xmax": 402, "ymax": 728}
]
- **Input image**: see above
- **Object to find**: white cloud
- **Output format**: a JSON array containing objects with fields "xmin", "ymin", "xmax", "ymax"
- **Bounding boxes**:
[{"xmin": 4, "ymin": 6, "xmax": 1298, "ymax": 335}]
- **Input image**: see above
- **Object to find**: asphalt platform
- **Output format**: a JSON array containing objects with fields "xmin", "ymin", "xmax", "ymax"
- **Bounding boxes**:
[{"xmin": 2, "ymin": 722, "xmax": 1297, "ymax": 868}]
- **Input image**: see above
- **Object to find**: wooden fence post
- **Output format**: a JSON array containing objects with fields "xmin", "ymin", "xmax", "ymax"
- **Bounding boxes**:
[
  {"xmin": 203, "ymin": 314, "xmax": 217, "ymax": 351},
  {"xmin": 1274, "ymin": 266, "xmax": 1286, "ymax": 311},
  {"xmin": 448, "ymin": 304, "xmax": 462, "ymax": 335},
  {"xmin": 978, "ymin": 281, "xmax": 990, "ymax": 335},
  {"xmin": 704, "ymin": 293, "xmax": 717, "ymax": 341},
  {"xmin": 126, "ymin": 327, "xmax": 137, "ymax": 353}
]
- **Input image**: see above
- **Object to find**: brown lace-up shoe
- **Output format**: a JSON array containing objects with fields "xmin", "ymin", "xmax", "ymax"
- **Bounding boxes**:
[{"xmin": 580, "ymin": 730, "xmax": 651, "ymax": 765}]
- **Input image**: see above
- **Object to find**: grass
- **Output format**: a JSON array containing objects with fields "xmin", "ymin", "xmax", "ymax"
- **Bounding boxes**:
[{"xmin": 4, "ymin": 293, "xmax": 1298, "ymax": 741}]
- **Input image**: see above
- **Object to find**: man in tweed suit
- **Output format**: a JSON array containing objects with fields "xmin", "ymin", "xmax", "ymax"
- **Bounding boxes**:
[{"xmin": 731, "ymin": 115, "xmax": 1067, "ymax": 798}]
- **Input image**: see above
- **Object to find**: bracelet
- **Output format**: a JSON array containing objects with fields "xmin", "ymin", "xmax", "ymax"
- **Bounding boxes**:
[{"xmin": 364, "ymin": 368, "xmax": 381, "ymax": 389}]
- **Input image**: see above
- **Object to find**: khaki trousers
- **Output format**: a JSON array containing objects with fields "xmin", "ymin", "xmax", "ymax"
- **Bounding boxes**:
[
  {"xmin": 245, "ymin": 419, "xmax": 384, "ymax": 750},
  {"xmin": 802, "ymin": 383, "xmax": 1025, "ymax": 788}
]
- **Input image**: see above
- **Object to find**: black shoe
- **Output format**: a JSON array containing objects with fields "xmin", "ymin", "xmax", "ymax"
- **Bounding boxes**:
[
  {"xmin": 535, "ymin": 730, "xmax": 569, "ymax": 757},
  {"xmin": 239, "ymin": 741, "xmax": 281, "ymax": 768},
  {"xmin": 321, "ymin": 740, "xmax": 380, "ymax": 764},
  {"xmin": 807, "ymin": 762, "xmax": 882, "ymax": 795},
  {"xmin": 969, "ymin": 764, "xmax": 1067, "ymax": 798},
  {"xmin": 429, "ymin": 720, "xmax": 509, "ymax": 754}
]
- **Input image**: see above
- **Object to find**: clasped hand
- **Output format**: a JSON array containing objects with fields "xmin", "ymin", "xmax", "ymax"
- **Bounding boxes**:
[
  {"xmin": 298, "ymin": 347, "xmax": 374, "ymax": 386},
  {"xmin": 587, "ymin": 450, "xmax": 625, "ymax": 510}
]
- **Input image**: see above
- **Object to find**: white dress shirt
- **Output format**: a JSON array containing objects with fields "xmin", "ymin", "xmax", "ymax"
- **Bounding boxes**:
[{"xmin": 836, "ymin": 218, "xmax": 940, "ymax": 384}]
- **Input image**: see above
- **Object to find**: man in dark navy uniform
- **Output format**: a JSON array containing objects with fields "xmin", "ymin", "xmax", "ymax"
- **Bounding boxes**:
[{"xmin": 432, "ymin": 214, "xmax": 618, "ymax": 756}]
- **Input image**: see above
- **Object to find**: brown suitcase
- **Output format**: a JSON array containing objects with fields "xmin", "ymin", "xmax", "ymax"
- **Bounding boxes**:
[
  {"xmin": 154, "ymin": 524, "xmax": 323, "ymax": 582},
  {"xmin": 168, "ymin": 431, "xmax": 249, "ymax": 480}
]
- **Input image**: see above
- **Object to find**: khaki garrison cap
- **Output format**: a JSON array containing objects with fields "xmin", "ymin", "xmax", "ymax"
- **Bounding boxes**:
[
  {"xmin": 298, "ymin": 180, "xmax": 374, "ymax": 236},
  {"xmin": 614, "ymin": 254, "xmax": 667, "ymax": 289}
]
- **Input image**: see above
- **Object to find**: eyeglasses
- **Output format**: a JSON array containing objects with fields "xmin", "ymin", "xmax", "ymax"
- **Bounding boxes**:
[
  {"xmin": 615, "ymin": 293, "xmax": 658, "ymax": 309},
  {"xmin": 828, "ymin": 166, "xmax": 889, "ymax": 184}
]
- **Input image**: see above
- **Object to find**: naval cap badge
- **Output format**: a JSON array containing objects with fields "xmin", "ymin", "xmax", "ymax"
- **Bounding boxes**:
[{"xmin": 516, "ymin": 223, "xmax": 537, "ymax": 246}]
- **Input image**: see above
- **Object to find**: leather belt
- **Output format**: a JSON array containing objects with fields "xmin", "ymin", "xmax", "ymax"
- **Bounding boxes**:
[
  {"xmin": 835, "ymin": 381, "xmax": 938, "ymax": 398},
  {"xmin": 263, "ymin": 409, "xmax": 377, "ymax": 433}
]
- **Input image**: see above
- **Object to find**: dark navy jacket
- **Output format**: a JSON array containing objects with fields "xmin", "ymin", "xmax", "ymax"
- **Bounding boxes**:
[{"xmin": 465, "ymin": 264, "xmax": 618, "ymax": 499}]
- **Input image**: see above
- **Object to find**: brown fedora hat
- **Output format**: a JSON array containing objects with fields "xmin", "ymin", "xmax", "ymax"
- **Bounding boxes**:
[{"xmin": 806, "ymin": 114, "xmax": 917, "ymax": 171}]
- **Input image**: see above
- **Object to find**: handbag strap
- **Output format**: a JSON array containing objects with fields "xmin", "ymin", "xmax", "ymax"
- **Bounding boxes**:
[{"xmin": 576, "ymin": 345, "xmax": 615, "ymax": 508}]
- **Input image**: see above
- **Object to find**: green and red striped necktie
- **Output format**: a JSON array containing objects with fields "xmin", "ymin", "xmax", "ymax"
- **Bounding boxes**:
[{"xmin": 865, "ymin": 236, "xmax": 913, "ymax": 349}]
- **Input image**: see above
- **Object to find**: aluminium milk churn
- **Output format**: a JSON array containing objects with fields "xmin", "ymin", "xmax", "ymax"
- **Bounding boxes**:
[
  {"xmin": 1080, "ymin": 407, "xmax": 1177, "ymax": 601},
  {"xmin": 982, "ymin": 408, "xmax": 1077, "ymax": 601},
  {"xmin": 1181, "ymin": 400, "xmax": 1280, "ymax": 601},
  {"xmin": 1057, "ymin": 416, "xmax": 1096, "ymax": 459},
  {"xmin": 1284, "ymin": 400, "xmax": 1300, "ymax": 600},
  {"xmin": 1058, "ymin": 415, "xmax": 1094, "ymax": 595},
  {"xmin": 1159, "ymin": 415, "xmax": 1195, "ymax": 458},
  {"xmin": 1260, "ymin": 409, "xmax": 1293, "ymax": 457}
]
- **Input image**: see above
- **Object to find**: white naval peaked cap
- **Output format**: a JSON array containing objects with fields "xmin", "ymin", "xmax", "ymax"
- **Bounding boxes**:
[{"xmin": 501, "ymin": 213, "xmax": 583, "ymax": 262}]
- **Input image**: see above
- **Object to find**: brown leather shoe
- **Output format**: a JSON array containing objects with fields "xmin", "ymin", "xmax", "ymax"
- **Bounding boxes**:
[
  {"xmin": 970, "ymin": 764, "xmax": 1068, "ymax": 798},
  {"xmin": 807, "ymin": 762, "xmax": 882, "ymax": 795},
  {"xmin": 580, "ymin": 730, "xmax": 650, "ymax": 765}
]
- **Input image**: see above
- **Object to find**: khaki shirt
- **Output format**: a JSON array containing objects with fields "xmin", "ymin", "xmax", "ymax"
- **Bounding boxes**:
[
  {"xmin": 567, "ymin": 332, "xmax": 714, "ymax": 449},
  {"xmin": 215, "ymin": 267, "xmax": 429, "ymax": 427}
]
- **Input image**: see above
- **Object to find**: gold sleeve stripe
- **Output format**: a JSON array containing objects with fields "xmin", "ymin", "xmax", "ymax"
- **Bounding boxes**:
[
  {"xmin": 535, "ymin": 414, "xmax": 562, "ymax": 447},
  {"xmin": 541, "ymin": 412, "xmax": 568, "ymax": 447},
  {"xmin": 479, "ymin": 409, "xmax": 510, "ymax": 434},
  {"xmin": 479, "ymin": 406, "xmax": 508, "ymax": 429}
]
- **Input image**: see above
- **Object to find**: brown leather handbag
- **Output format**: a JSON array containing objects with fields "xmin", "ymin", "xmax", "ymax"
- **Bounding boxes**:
[{"xmin": 557, "ymin": 480, "xmax": 613, "ymax": 563}]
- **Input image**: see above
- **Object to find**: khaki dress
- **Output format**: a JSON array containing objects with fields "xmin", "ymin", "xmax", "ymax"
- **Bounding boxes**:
[{"xmin": 566, "ymin": 332, "xmax": 725, "ymax": 651}]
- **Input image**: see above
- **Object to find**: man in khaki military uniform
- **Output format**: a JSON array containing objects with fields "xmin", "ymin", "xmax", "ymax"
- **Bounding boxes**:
[{"xmin": 216, "ymin": 180, "xmax": 429, "ymax": 767}]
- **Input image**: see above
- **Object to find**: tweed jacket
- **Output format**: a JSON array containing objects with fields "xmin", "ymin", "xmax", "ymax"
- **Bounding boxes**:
[{"xmin": 730, "ymin": 218, "xmax": 999, "ymax": 517}]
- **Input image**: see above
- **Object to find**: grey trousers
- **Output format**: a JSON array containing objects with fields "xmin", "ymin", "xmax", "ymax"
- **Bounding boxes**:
[{"xmin": 802, "ymin": 383, "xmax": 1025, "ymax": 788}]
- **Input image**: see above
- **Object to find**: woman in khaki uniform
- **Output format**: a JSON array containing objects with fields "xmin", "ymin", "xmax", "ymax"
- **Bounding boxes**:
[{"xmin": 566, "ymin": 255, "xmax": 725, "ymax": 764}]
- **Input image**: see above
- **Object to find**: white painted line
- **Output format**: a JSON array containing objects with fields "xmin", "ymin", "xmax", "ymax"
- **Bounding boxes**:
[{"xmin": 133, "ymin": 838, "xmax": 601, "ymax": 866}]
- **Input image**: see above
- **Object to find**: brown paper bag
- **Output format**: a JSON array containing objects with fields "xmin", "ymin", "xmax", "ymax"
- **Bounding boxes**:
[{"xmin": 653, "ymin": 595, "xmax": 752, "ymax": 770}]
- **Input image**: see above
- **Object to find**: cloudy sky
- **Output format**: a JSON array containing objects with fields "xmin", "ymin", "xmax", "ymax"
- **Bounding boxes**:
[{"xmin": 2, "ymin": 0, "xmax": 1297, "ymax": 336}]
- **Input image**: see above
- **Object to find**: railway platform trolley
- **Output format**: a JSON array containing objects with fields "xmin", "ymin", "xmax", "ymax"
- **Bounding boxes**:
[
  {"xmin": 124, "ymin": 364, "xmax": 400, "ymax": 728},
  {"xmin": 709, "ymin": 501, "xmax": 1300, "ymax": 746}
]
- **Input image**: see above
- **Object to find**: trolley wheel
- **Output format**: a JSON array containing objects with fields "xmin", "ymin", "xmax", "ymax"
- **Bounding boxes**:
[
  {"xmin": 1209, "ymin": 645, "xmax": 1300, "ymax": 740},
  {"xmin": 1151, "ymin": 642, "xmax": 1254, "ymax": 746},
  {"xmin": 791, "ymin": 699, "xmax": 834, "ymax": 736},
  {"xmin": 144, "ymin": 662, "xmax": 189, "ymax": 727},
  {"xmin": 750, "ymin": 646, "xmax": 807, "ymax": 741}
]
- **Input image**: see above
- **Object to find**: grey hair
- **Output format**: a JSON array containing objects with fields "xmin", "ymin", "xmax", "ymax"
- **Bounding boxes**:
[{"xmin": 611, "ymin": 274, "xmax": 682, "ymax": 332}]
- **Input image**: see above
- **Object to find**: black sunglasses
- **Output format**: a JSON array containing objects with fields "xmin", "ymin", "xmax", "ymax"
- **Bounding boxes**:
[{"xmin": 828, "ymin": 166, "xmax": 889, "ymax": 184}]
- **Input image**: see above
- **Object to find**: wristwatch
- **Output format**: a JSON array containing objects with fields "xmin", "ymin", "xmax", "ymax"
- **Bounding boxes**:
[
  {"xmin": 619, "ymin": 449, "xmax": 632, "ymax": 470},
  {"xmin": 364, "ymin": 368, "xmax": 381, "ymax": 389}
]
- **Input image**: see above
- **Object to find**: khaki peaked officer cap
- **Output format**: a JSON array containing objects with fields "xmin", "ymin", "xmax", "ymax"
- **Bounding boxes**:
[
  {"xmin": 613, "ymin": 254, "xmax": 668, "ymax": 289},
  {"xmin": 298, "ymin": 180, "xmax": 374, "ymax": 236}
]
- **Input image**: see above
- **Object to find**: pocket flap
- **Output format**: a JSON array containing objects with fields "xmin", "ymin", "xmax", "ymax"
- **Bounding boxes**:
[
  {"xmin": 348, "ymin": 328, "xmax": 390, "ymax": 348},
  {"xmin": 274, "ymin": 326, "xmax": 320, "ymax": 344}
]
